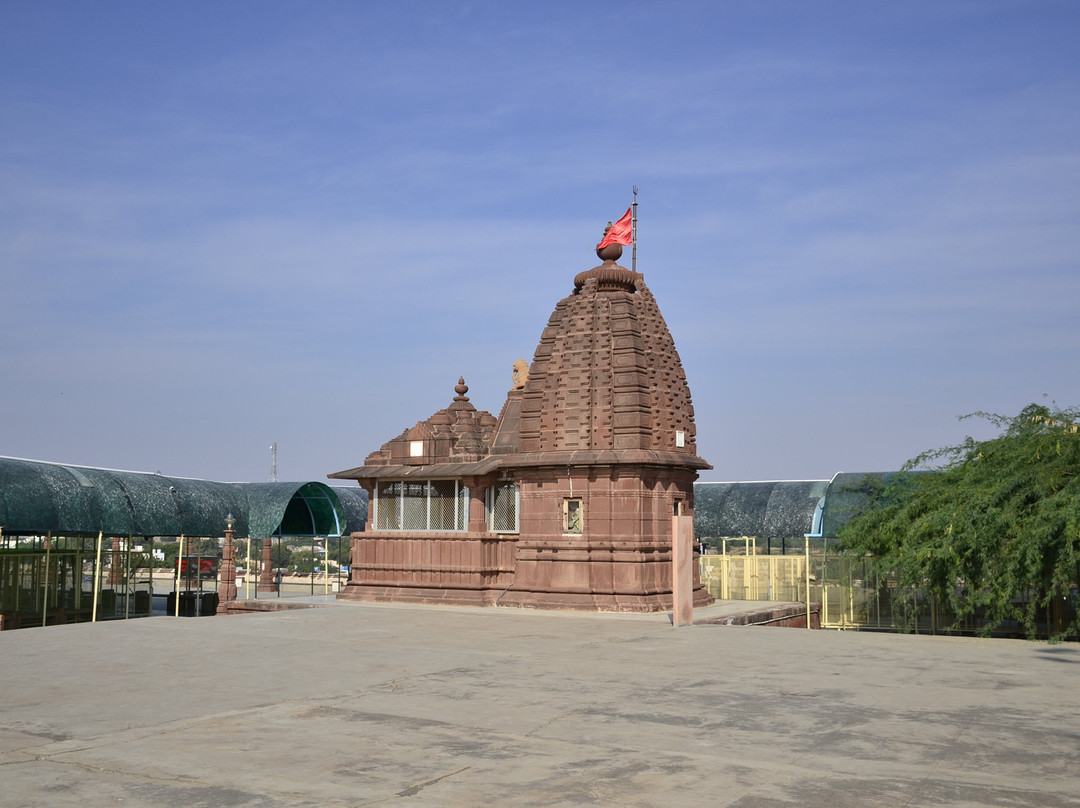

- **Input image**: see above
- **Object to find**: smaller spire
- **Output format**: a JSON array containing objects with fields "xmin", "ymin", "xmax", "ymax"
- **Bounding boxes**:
[
  {"xmin": 454, "ymin": 377, "xmax": 469, "ymax": 401},
  {"xmin": 448, "ymin": 376, "xmax": 476, "ymax": 415}
]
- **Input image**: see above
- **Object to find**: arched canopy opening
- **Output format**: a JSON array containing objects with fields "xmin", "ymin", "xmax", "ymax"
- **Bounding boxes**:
[{"xmin": 238, "ymin": 482, "xmax": 367, "ymax": 539}]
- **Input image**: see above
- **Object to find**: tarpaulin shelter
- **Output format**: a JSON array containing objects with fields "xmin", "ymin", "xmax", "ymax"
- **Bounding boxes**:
[
  {"xmin": 0, "ymin": 456, "xmax": 367, "ymax": 629},
  {"xmin": 0, "ymin": 456, "xmax": 367, "ymax": 539}
]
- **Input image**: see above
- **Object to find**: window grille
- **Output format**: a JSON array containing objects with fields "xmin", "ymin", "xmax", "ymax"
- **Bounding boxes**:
[
  {"xmin": 429, "ymin": 480, "xmax": 461, "ymax": 531},
  {"xmin": 375, "ymin": 481, "xmax": 402, "ymax": 530},
  {"xmin": 375, "ymin": 479, "xmax": 468, "ymax": 532},
  {"xmin": 487, "ymin": 482, "xmax": 519, "ymax": 533},
  {"xmin": 401, "ymin": 482, "xmax": 428, "ymax": 531}
]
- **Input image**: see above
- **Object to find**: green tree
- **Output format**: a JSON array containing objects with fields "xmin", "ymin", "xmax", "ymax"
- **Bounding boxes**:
[
  {"xmin": 290, "ymin": 548, "xmax": 317, "ymax": 574},
  {"xmin": 840, "ymin": 402, "xmax": 1080, "ymax": 640},
  {"xmin": 159, "ymin": 541, "xmax": 181, "ymax": 567},
  {"xmin": 159, "ymin": 538, "xmax": 222, "ymax": 563},
  {"xmin": 331, "ymin": 535, "xmax": 350, "ymax": 566}
]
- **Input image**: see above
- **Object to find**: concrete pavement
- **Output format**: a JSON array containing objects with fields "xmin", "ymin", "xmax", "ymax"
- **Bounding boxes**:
[{"xmin": 1, "ymin": 600, "xmax": 1078, "ymax": 807}]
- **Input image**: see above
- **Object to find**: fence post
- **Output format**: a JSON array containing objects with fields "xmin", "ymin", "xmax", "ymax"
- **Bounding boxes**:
[
  {"xmin": 804, "ymin": 535, "xmax": 811, "ymax": 630},
  {"xmin": 92, "ymin": 531, "xmax": 103, "ymax": 623},
  {"xmin": 174, "ymin": 536, "xmax": 184, "ymax": 617},
  {"xmin": 721, "ymin": 539, "xmax": 727, "ymax": 600},
  {"xmin": 41, "ymin": 534, "xmax": 51, "ymax": 627}
]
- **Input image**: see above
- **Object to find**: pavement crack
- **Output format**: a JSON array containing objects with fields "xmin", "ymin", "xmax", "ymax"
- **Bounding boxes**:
[
  {"xmin": 355, "ymin": 711, "xmax": 576, "ymax": 806},
  {"xmin": 523, "ymin": 710, "xmax": 576, "ymax": 738},
  {"xmin": 383, "ymin": 667, "xmax": 414, "ymax": 693},
  {"xmin": 395, "ymin": 765, "xmax": 472, "ymax": 797},
  {"xmin": 23, "ymin": 752, "xmax": 197, "ymax": 788},
  {"xmin": 491, "ymin": 709, "xmax": 578, "ymax": 753}
]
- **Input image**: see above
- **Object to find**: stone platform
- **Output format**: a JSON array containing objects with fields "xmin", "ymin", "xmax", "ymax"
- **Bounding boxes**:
[{"xmin": 1, "ymin": 599, "xmax": 1077, "ymax": 807}]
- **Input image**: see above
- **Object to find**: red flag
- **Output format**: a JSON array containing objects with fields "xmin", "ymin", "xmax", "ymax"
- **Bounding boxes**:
[{"xmin": 597, "ymin": 206, "xmax": 633, "ymax": 249}]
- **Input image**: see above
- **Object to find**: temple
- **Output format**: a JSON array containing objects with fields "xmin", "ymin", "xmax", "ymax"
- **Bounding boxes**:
[{"xmin": 329, "ymin": 229, "xmax": 712, "ymax": 611}]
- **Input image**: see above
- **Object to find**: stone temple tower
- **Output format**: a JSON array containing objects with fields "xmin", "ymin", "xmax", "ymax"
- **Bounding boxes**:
[{"xmin": 330, "ymin": 230, "xmax": 712, "ymax": 611}]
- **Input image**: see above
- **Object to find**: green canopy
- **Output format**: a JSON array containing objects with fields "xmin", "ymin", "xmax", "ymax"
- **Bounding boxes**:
[
  {"xmin": 694, "ymin": 473, "xmax": 900, "ymax": 540},
  {"xmin": 240, "ymin": 482, "xmax": 367, "ymax": 539},
  {"xmin": 0, "ymin": 457, "xmax": 366, "ymax": 539}
]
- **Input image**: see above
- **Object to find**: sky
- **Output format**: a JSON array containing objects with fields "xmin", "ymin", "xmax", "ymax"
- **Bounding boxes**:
[{"xmin": 2, "ymin": 1, "xmax": 1078, "ymax": 485}]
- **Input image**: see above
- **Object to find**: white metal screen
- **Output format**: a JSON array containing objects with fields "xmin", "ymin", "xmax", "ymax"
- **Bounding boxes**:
[
  {"xmin": 375, "ymin": 480, "xmax": 468, "ymax": 531},
  {"xmin": 486, "ymin": 482, "xmax": 519, "ymax": 533}
]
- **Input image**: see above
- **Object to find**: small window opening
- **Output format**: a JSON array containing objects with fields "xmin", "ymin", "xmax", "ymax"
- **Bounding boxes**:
[{"xmin": 564, "ymin": 499, "xmax": 583, "ymax": 534}]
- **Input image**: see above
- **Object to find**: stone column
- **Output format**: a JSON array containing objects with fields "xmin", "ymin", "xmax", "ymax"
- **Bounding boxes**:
[
  {"xmin": 258, "ymin": 538, "xmax": 277, "ymax": 593},
  {"xmin": 466, "ymin": 477, "xmax": 488, "ymax": 533},
  {"xmin": 672, "ymin": 509, "xmax": 694, "ymax": 627},
  {"xmin": 218, "ymin": 523, "xmax": 237, "ymax": 602},
  {"xmin": 107, "ymin": 537, "xmax": 124, "ymax": 586}
]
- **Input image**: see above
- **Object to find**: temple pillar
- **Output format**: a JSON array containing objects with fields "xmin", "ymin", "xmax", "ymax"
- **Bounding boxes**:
[
  {"xmin": 258, "ymin": 538, "xmax": 277, "ymax": 593},
  {"xmin": 218, "ymin": 518, "xmax": 237, "ymax": 602}
]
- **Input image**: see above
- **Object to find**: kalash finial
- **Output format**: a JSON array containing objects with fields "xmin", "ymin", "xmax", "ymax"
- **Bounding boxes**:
[
  {"xmin": 595, "ymin": 203, "xmax": 633, "ymax": 263},
  {"xmin": 596, "ymin": 223, "xmax": 623, "ymax": 263},
  {"xmin": 454, "ymin": 377, "xmax": 469, "ymax": 400}
]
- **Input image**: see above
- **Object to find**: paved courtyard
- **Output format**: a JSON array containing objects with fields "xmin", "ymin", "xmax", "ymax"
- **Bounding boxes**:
[{"xmin": 1, "ymin": 600, "xmax": 1078, "ymax": 807}]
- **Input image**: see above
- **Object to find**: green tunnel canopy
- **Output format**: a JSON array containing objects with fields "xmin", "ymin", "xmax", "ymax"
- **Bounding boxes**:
[
  {"xmin": 0, "ymin": 457, "xmax": 367, "ymax": 539},
  {"xmin": 693, "ymin": 472, "xmax": 899, "ymax": 540}
]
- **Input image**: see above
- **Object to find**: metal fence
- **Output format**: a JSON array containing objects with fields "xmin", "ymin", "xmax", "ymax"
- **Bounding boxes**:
[
  {"xmin": 1, "ymin": 534, "xmax": 347, "ymax": 630},
  {"xmin": 0, "ymin": 546, "xmax": 155, "ymax": 628},
  {"xmin": 700, "ymin": 545, "xmax": 1077, "ymax": 638},
  {"xmin": 699, "ymin": 551, "xmax": 922, "ymax": 632}
]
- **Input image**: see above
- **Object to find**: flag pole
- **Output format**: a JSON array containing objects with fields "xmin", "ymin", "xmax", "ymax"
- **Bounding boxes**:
[{"xmin": 631, "ymin": 186, "xmax": 638, "ymax": 273}]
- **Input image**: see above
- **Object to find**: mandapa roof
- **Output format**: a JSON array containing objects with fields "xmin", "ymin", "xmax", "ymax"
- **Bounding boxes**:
[{"xmin": 0, "ymin": 457, "xmax": 367, "ymax": 539}]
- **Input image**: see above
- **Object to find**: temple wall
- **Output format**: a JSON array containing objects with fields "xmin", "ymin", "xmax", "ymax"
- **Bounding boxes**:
[
  {"xmin": 338, "ymin": 531, "xmax": 516, "ymax": 606},
  {"xmin": 496, "ymin": 466, "xmax": 709, "ymax": 612},
  {"xmin": 337, "ymin": 465, "xmax": 708, "ymax": 611}
]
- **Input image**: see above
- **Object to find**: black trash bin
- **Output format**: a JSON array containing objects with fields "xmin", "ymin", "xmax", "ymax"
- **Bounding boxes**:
[
  {"xmin": 98, "ymin": 589, "xmax": 117, "ymax": 616},
  {"xmin": 166, "ymin": 591, "xmax": 199, "ymax": 616},
  {"xmin": 165, "ymin": 591, "xmax": 219, "ymax": 616}
]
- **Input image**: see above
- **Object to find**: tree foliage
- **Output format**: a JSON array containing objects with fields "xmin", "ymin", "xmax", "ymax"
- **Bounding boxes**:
[
  {"xmin": 290, "ymin": 548, "xmax": 319, "ymax": 574},
  {"xmin": 840, "ymin": 402, "xmax": 1080, "ymax": 639}
]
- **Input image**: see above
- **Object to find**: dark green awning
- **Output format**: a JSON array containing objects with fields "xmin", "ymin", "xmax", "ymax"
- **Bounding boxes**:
[
  {"xmin": 0, "ymin": 457, "xmax": 366, "ymax": 539},
  {"xmin": 239, "ymin": 482, "xmax": 367, "ymax": 538},
  {"xmin": 694, "ymin": 473, "xmax": 906, "ymax": 540},
  {"xmin": 694, "ymin": 480, "xmax": 829, "ymax": 539}
]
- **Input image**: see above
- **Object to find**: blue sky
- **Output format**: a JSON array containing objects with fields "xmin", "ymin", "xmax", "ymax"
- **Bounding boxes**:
[{"xmin": 2, "ymin": 1, "xmax": 1078, "ymax": 484}]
